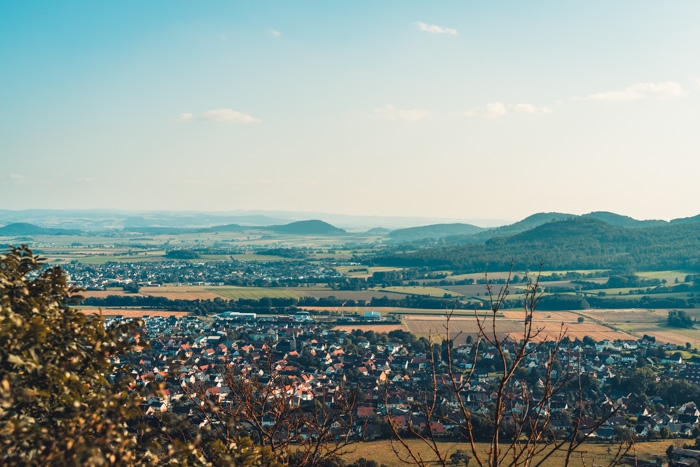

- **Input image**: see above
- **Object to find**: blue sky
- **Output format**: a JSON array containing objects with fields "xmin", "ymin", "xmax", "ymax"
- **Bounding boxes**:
[{"xmin": 1, "ymin": 1, "xmax": 699, "ymax": 223}]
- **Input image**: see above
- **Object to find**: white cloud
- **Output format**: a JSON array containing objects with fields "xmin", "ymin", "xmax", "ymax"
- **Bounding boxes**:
[
  {"xmin": 271, "ymin": 30, "xmax": 281, "ymax": 36},
  {"xmin": 461, "ymin": 102, "xmax": 508, "ymax": 119},
  {"xmin": 9, "ymin": 173, "xmax": 24, "ymax": 180},
  {"xmin": 373, "ymin": 105, "xmax": 430, "ymax": 122},
  {"xmin": 572, "ymin": 81, "xmax": 685, "ymax": 102},
  {"xmin": 201, "ymin": 109, "xmax": 262, "ymax": 124},
  {"xmin": 177, "ymin": 109, "xmax": 262, "ymax": 124},
  {"xmin": 416, "ymin": 21, "xmax": 458, "ymax": 36},
  {"xmin": 511, "ymin": 103, "xmax": 553, "ymax": 114}
]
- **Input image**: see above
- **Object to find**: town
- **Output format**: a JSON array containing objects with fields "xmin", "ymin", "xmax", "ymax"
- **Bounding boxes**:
[{"xmin": 110, "ymin": 309, "xmax": 700, "ymax": 466}]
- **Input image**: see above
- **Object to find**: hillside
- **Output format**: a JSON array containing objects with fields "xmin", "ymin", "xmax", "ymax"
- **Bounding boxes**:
[
  {"xmin": 582, "ymin": 211, "xmax": 667, "ymax": 228},
  {"xmin": 267, "ymin": 220, "xmax": 346, "ymax": 235},
  {"xmin": 442, "ymin": 212, "xmax": 573, "ymax": 245},
  {"xmin": 0, "ymin": 223, "xmax": 82, "ymax": 236},
  {"xmin": 388, "ymin": 223, "xmax": 485, "ymax": 241},
  {"xmin": 372, "ymin": 217, "xmax": 700, "ymax": 272}
]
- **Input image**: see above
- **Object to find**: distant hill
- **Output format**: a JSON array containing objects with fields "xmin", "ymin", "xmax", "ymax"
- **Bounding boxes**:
[
  {"xmin": 443, "ymin": 212, "xmax": 573, "ymax": 245},
  {"xmin": 206, "ymin": 224, "xmax": 246, "ymax": 233},
  {"xmin": 267, "ymin": 220, "xmax": 346, "ymax": 235},
  {"xmin": 671, "ymin": 214, "xmax": 700, "ymax": 225},
  {"xmin": 123, "ymin": 214, "xmax": 287, "ymax": 228},
  {"xmin": 388, "ymin": 223, "xmax": 485, "ymax": 241},
  {"xmin": 373, "ymin": 217, "xmax": 700, "ymax": 272},
  {"xmin": 365, "ymin": 227, "xmax": 391, "ymax": 236},
  {"xmin": 0, "ymin": 223, "xmax": 82, "ymax": 236},
  {"xmin": 582, "ymin": 211, "xmax": 667, "ymax": 228}
]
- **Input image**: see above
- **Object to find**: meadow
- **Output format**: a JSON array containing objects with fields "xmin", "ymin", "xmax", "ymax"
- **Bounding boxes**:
[{"xmin": 342, "ymin": 440, "xmax": 670, "ymax": 467}]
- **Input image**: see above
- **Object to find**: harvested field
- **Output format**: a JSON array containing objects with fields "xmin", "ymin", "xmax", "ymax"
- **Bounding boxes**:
[
  {"xmin": 502, "ymin": 311, "xmax": 582, "ymax": 323},
  {"xmin": 344, "ymin": 440, "xmax": 667, "ymax": 467},
  {"xmin": 333, "ymin": 324, "xmax": 408, "ymax": 333},
  {"xmin": 578, "ymin": 308, "xmax": 666, "ymax": 323},
  {"xmin": 404, "ymin": 315, "xmax": 633, "ymax": 344},
  {"xmin": 615, "ymin": 322, "xmax": 700, "ymax": 346},
  {"xmin": 79, "ymin": 308, "xmax": 191, "ymax": 318}
]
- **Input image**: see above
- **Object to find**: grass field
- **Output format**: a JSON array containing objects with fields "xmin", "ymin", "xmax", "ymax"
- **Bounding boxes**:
[
  {"xmin": 78, "ymin": 255, "xmax": 168, "ymax": 264},
  {"xmin": 379, "ymin": 286, "xmax": 464, "ymax": 298},
  {"xmin": 298, "ymin": 288, "xmax": 408, "ymax": 301},
  {"xmin": 206, "ymin": 286, "xmax": 302, "ymax": 300},
  {"xmin": 342, "ymin": 439, "xmax": 669, "ymax": 467},
  {"xmin": 637, "ymin": 270, "xmax": 691, "ymax": 283},
  {"xmin": 334, "ymin": 266, "xmax": 403, "ymax": 278}
]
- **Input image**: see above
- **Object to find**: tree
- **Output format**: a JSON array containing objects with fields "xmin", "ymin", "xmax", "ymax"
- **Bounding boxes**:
[
  {"xmin": 387, "ymin": 262, "xmax": 632, "ymax": 467},
  {"xmin": 450, "ymin": 450, "xmax": 472, "ymax": 467},
  {"xmin": 0, "ymin": 246, "xmax": 153, "ymax": 466}
]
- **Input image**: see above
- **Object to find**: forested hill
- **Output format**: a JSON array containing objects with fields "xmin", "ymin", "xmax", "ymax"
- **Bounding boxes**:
[
  {"xmin": 442, "ymin": 212, "xmax": 572, "ymax": 244},
  {"xmin": 389, "ymin": 223, "xmax": 485, "ymax": 241},
  {"xmin": 371, "ymin": 217, "xmax": 700, "ymax": 272},
  {"xmin": 441, "ymin": 211, "xmax": 667, "ymax": 245},
  {"xmin": 582, "ymin": 211, "xmax": 667, "ymax": 228},
  {"xmin": 267, "ymin": 220, "xmax": 346, "ymax": 235},
  {"xmin": 0, "ymin": 223, "xmax": 82, "ymax": 236}
]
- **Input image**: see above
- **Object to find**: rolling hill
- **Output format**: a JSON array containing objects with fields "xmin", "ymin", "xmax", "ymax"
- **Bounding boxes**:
[
  {"xmin": 388, "ymin": 223, "xmax": 485, "ymax": 241},
  {"xmin": 372, "ymin": 217, "xmax": 700, "ymax": 272}
]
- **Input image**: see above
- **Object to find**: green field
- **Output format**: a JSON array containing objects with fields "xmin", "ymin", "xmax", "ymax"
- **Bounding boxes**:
[
  {"xmin": 77, "ymin": 255, "xmax": 167, "ymax": 264},
  {"xmin": 637, "ymin": 270, "xmax": 692, "ymax": 283},
  {"xmin": 205, "ymin": 287, "xmax": 302, "ymax": 300},
  {"xmin": 378, "ymin": 286, "xmax": 464, "ymax": 298}
]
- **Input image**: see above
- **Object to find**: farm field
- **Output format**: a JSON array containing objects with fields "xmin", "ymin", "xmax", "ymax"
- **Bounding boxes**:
[
  {"xmin": 79, "ymin": 308, "xmax": 191, "ymax": 318},
  {"xmin": 82, "ymin": 286, "xmax": 305, "ymax": 301},
  {"xmin": 333, "ymin": 324, "xmax": 408, "ymax": 333},
  {"xmin": 614, "ymin": 322, "xmax": 700, "ymax": 347},
  {"xmin": 404, "ymin": 314, "xmax": 633, "ymax": 344},
  {"xmin": 502, "ymin": 311, "xmax": 582, "ymax": 323},
  {"xmin": 298, "ymin": 288, "xmax": 407, "ymax": 301},
  {"xmin": 577, "ymin": 308, "xmax": 669, "ymax": 324},
  {"xmin": 637, "ymin": 270, "xmax": 691, "ymax": 283},
  {"xmin": 143, "ymin": 286, "xmax": 225, "ymax": 300},
  {"xmin": 296, "ymin": 306, "xmax": 501, "ymax": 317},
  {"xmin": 342, "ymin": 439, "xmax": 668, "ymax": 467},
  {"xmin": 206, "ymin": 286, "xmax": 303, "ymax": 300},
  {"xmin": 379, "ymin": 286, "xmax": 464, "ymax": 298},
  {"xmin": 334, "ymin": 266, "xmax": 402, "ymax": 278}
]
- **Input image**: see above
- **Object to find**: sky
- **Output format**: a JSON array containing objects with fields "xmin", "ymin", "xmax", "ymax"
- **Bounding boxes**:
[{"xmin": 1, "ymin": 1, "xmax": 699, "ymax": 223}]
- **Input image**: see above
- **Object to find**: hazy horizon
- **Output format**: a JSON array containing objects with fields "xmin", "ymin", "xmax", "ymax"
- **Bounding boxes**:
[{"xmin": 2, "ymin": 1, "xmax": 699, "ymax": 221}]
